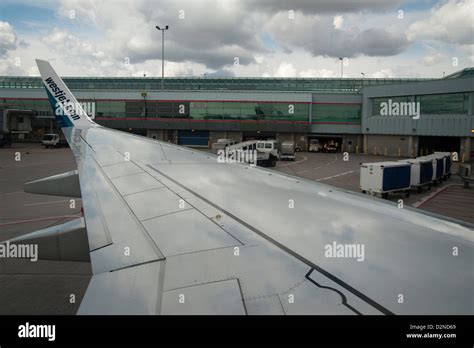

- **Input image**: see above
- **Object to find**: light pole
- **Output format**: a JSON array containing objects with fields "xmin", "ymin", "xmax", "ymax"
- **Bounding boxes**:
[
  {"xmin": 155, "ymin": 25, "xmax": 169, "ymax": 90},
  {"xmin": 361, "ymin": 72, "xmax": 365, "ymax": 78},
  {"xmin": 338, "ymin": 57, "xmax": 344, "ymax": 78}
]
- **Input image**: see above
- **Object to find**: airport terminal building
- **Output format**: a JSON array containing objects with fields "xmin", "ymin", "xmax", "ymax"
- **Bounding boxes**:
[{"xmin": 1, "ymin": 68, "xmax": 473, "ymax": 159}]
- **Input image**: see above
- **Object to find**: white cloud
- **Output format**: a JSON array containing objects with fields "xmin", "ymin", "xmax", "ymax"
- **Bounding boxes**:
[
  {"xmin": 459, "ymin": 44, "xmax": 474, "ymax": 63},
  {"xmin": 0, "ymin": 0, "xmax": 472, "ymax": 78},
  {"xmin": 333, "ymin": 15, "xmax": 344, "ymax": 29},
  {"xmin": 264, "ymin": 11, "xmax": 410, "ymax": 58},
  {"xmin": 259, "ymin": 60, "xmax": 340, "ymax": 78},
  {"xmin": 299, "ymin": 68, "xmax": 338, "ymax": 77},
  {"xmin": 0, "ymin": 59, "xmax": 22, "ymax": 75},
  {"xmin": 249, "ymin": 0, "xmax": 404, "ymax": 14},
  {"xmin": 371, "ymin": 69, "xmax": 395, "ymax": 78},
  {"xmin": 272, "ymin": 62, "xmax": 298, "ymax": 77},
  {"xmin": 408, "ymin": 0, "xmax": 474, "ymax": 45},
  {"xmin": 0, "ymin": 21, "xmax": 28, "ymax": 57},
  {"xmin": 58, "ymin": 0, "xmax": 262, "ymax": 69},
  {"xmin": 422, "ymin": 52, "xmax": 446, "ymax": 66}
]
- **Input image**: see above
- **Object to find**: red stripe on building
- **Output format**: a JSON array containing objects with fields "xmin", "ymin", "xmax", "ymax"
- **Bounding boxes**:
[
  {"xmin": 3, "ymin": 97, "xmax": 361, "ymax": 106},
  {"xmin": 95, "ymin": 117, "xmax": 311, "ymax": 124}
]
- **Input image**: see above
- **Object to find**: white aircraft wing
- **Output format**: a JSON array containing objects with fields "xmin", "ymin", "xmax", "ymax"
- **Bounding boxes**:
[{"xmin": 29, "ymin": 59, "xmax": 473, "ymax": 315}]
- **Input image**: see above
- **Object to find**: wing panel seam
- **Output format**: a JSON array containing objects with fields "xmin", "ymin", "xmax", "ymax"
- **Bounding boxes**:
[{"xmin": 146, "ymin": 164, "xmax": 395, "ymax": 316}]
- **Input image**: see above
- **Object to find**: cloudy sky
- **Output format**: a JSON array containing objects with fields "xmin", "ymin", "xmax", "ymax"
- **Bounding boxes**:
[{"xmin": 0, "ymin": 0, "xmax": 472, "ymax": 78}]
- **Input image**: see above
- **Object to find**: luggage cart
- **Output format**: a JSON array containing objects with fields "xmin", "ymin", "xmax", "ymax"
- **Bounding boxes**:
[
  {"xmin": 417, "ymin": 155, "xmax": 443, "ymax": 186},
  {"xmin": 399, "ymin": 158, "xmax": 433, "ymax": 193},
  {"xmin": 434, "ymin": 152, "xmax": 452, "ymax": 179},
  {"xmin": 360, "ymin": 161, "xmax": 411, "ymax": 199}
]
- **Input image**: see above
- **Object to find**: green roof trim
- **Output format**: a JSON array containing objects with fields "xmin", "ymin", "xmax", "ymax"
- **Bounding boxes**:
[{"xmin": 0, "ymin": 68, "xmax": 471, "ymax": 93}]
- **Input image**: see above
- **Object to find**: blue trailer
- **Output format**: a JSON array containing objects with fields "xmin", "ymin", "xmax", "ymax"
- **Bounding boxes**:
[
  {"xmin": 399, "ymin": 158, "xmax": 433, "ymax": 193},
  {"xmin": 360, "ymin": 161, "xmax": 412, "ymax": 199},
  {"xmin": 434, "ymin": 152, "xmax": 453, "ymax": 179},
  {"xmin": 417, "ymin": 155, "xmax": 444, "ymax": 186}
]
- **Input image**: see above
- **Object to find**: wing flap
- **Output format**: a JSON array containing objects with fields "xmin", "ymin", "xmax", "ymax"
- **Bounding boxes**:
[
  {"xmin": 78, "ymin": 261, "xmax": 164, "ymax": 315},
  {"xmin": 78, "ymin": 155, "xmax": 164, "ymax": 274},
  {"xmin": 161, "ymin": 279, "xmax": 246, "ymax": 315}
]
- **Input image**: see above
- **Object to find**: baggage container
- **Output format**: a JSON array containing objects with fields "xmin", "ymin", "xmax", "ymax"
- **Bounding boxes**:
[
  {"xmin": 434, "ymin": 152, "xmax": 452, "ymax": 178},
  {"xmin": 418, "ymin": 154, "xmax": 444, "ymax": 184},
  {"xmin": 398, "ymin": 158, "xmax": 433, "ymax": 193},
  {"xmin": 360, "ymin": 161, "xmax": 411, "ymax": 198}
]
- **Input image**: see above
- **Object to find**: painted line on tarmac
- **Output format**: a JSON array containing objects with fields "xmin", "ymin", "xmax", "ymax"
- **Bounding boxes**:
[
  {"xmin": 313, "ymin": 153, "xmax": 338, "ymax": 170},
  {"xmin": 0, "ymin": 191, "xmax": 23, "ymax": 195},
  {"xmin": 316, "ymin": 170, "xmax": 357, "ymax": 182},
  {"xmin": 275, "ymin": 155, "xmax": 307, "ymax": 168},
  {"xmin": 1, "ymin": 160, "xmax": 76, "ymax": 169},
  {"xmin": 326, "ymin": 153, "xmax": 338, "ymax": 166},
  {"xmin": 311, "ymin": 153, "xmax": 339, "ymax": 170},
  {"xmin": 0, "ymin": 215, "xmax": 82, "ymax": 226},
  {"xmin": 412, "ymin": 184, "xmax": 456, "ymax": 208},
  {"xmin": 24, "ymin": 199, "xmax": 72, "ymax": 207}
]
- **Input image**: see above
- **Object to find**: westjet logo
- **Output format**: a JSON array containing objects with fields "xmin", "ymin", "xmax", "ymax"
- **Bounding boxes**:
[{"xmin": 44, "ymin": 77, "xmax": 81, "ymax": 121}]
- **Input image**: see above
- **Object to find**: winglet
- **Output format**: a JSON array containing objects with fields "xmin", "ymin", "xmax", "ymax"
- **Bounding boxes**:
[{"xmin": 36, "ymin": 59, "xmax": 96, "ymax": 128}]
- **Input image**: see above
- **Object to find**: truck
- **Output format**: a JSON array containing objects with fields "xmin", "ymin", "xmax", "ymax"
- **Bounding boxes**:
[
  {"xmin": 280, "ymin": 141, "xmax": 296, "ymax": 161},
  {"xmin": 323, "ymin": 140, "xmax": 338, "ymax": 153},
  {"xmin": 42, "ymin": 134, "xmax": 68, "ymax": 148},
  {"xmin": 256, "ymin": 140, "xmax": 281, "ymax": 166},
  {"xmin": 226, "ymin": 139, "xmax": 280, "ymax": 167},
  {"xmin": 211, "ymin": 138, "xmax": 237, "ymax": 154},
  {"xmin": 308, "ymin": 139, "xmax": 321, "ymax": 152}
]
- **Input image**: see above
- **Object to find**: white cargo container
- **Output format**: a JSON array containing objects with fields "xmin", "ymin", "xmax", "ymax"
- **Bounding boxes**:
[
  {"xmin": 398, "ymin": 158, "xmax": 433, "ymax": 193},
  {"xmin": 360, "ymin": 161, "xmax": 411, "ymax": 198}
]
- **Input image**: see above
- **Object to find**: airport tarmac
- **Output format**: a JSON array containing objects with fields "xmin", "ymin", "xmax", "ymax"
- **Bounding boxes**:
[
  {"xmin": 0, "ymin": 143, "xmax": 472, "ymax": 314},
  {"xmin": 275, "ymin": 152, "xmax": 473, "ymax": 222},
  {"xmin": 275, "ymin": 152, "xmax": 461, "ymax": 201},
  {"xmin": 0, "ymin": 143, "xmax": 90, "ymax": 314}
]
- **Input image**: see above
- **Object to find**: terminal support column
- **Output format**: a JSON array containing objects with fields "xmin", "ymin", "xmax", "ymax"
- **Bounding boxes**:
[
  {"xmin": 408, "ymin": 136, "xmax": 415, "ymax": 158},
  {"xmin": 460, "ymin": 137, "xmax": 471, "ymax": 162}
]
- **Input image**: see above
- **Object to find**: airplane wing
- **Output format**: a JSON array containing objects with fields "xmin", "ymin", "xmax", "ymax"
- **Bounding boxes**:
[{"xmin": 23, "ymin": 59, "xmax": 472, "ymax": 315}]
